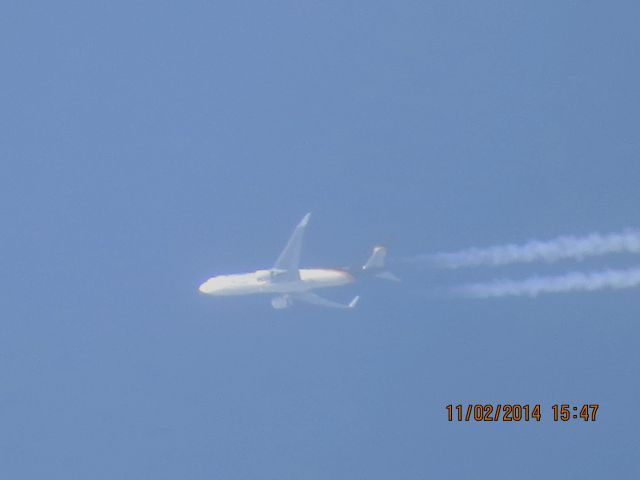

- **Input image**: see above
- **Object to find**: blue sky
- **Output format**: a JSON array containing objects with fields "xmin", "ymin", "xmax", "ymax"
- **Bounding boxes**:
[{"xmin": 2, "ymin": 1, "xmax": 639, "ymax": 478}]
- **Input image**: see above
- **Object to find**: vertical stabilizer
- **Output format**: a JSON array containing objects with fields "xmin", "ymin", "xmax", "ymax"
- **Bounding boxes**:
[
  {"xmin": 363, "ymin": 245, "xmax": 387, "ymax": 271},
  {"xmin": 362, "ymin": 245, "xmax": 400, "ymax": 281}
]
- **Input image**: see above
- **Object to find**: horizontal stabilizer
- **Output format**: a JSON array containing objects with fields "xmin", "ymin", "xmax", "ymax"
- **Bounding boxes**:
[{"xmin": 375, "ymin": 271, "xmax": 400, "ymax": 282}]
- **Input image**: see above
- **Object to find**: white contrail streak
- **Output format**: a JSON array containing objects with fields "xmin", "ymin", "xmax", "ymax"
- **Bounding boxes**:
[
  {"xmin": 426, "ymin": 230, "xmax": 640, "ymax": 268},
  {"xmin": 455, "ymin": 267, "xmax": 640, "ymax": 299}
]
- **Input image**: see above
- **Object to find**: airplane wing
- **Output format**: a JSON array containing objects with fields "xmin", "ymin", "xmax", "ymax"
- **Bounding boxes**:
[
  {"xmin": 272, "ymin": 213, "xmax": 311, "ymax": 281},
  {"xmin": 292, "ymin": 291, "xmax": 360, "ymax": 309}
]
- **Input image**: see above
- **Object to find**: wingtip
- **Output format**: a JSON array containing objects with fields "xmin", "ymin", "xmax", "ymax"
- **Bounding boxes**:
[
  {"xmin": 300, "ymin": 212, "xmax": 311, "ymax": 226},
  {"xmin": 348, "ymin": 295, "xmax": 360, "ymax": 308}
]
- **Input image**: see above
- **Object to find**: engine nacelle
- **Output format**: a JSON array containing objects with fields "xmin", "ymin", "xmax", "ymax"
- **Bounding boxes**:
[{"xmin": 271, "ymin": 295, "xmax": 293, "ymax": 309}]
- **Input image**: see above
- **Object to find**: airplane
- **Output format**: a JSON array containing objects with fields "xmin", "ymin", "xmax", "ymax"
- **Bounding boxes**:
[{"xmin": 198, "ymin": 213, "xmax": 398, "ymax": 309}]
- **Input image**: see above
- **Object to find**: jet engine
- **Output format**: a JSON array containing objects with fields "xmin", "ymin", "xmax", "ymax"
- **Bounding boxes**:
[{"xmin": 271, "ymin": 295, "xmax": 293, "ymax": 309}]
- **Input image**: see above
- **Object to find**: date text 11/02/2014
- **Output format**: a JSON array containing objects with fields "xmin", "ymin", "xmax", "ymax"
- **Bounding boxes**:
[{"xmin": 446, "ymin": 404, "xmax": 599, "ymax": 422}]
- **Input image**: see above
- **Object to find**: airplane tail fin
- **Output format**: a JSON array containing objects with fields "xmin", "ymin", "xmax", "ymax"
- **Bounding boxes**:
[{"xmin": 362, "ymin": 245, "xmax": 400, "ymax": 281}]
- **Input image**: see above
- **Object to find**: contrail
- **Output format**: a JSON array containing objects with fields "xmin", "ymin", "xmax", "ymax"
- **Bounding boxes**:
[
  {"xmin": 454, "ymin": 266, "xmax": 640, "ymax": 299},
  {"xmin": 424, "ymin": 230, "xmax": 640, "ymax": 269}
]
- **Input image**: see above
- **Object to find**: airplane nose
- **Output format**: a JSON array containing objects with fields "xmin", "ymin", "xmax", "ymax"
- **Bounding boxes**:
[{"xmin": 198, "ymin": 282, "xmax": 208, "ymax": 294}]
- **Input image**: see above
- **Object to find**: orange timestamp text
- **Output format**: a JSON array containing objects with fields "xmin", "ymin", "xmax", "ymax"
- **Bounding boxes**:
[{"xmin": 446, "ymin": 404, "xmax": 599, "ymax": 422}]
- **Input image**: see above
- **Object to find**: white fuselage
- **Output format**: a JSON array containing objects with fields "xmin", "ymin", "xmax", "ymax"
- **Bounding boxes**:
[{"xmin": 198, "ymin": 268, "xmax": 355, "ymax": 296}]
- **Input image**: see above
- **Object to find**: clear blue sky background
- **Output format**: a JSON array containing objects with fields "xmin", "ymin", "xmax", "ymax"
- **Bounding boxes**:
[{"xmin": 2, "ymin": 1, "xmax": 639, "ymax": 478}]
